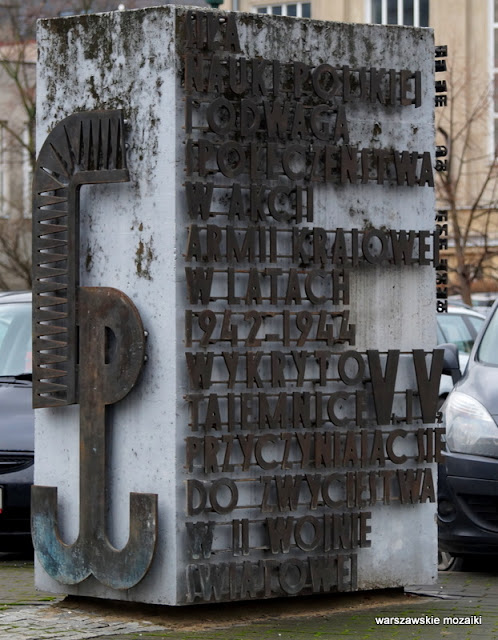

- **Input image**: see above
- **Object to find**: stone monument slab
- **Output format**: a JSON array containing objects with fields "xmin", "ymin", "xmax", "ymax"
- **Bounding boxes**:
[{"xmin": 33, "ymin": 6, "xmax": 440, "ymax": 605}]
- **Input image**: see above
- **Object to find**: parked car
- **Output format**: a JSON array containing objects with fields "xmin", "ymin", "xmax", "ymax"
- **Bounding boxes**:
[
  {"xmin": 471, "ymin": 293, "xmax": 496, "ymax": 314},
  {"xmin": 437, "ymin": 305, "xmax": 486, "ymax": 403},
  {"xmin": 0, "ymin": 291, "xmax": 33, "ymax": 551},
  {"xmin": 448, "ymin": 293, "xmax": 496, "ymax": 314},
  {"xmin": 439, "ymin": 298, "xmax": 498, "ymax": 570}
]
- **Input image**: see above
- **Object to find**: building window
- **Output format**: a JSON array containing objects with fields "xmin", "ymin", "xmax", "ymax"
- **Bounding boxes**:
[
  {"xmin": 370, "ymin": 0, "xmax": 429, "ymax": 27},
  {"xmin": 254, "ymin": 3, "xmax": 311, "ymax": 18}
]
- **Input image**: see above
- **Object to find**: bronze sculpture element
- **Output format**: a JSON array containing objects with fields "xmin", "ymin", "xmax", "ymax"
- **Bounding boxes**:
[{"xmin": 31, "ymin": 111, "xmax": 157, "ymax": 590}]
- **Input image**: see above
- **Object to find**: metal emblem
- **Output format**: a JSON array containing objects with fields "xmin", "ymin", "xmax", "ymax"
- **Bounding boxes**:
[{"xmin": 31, "ymin": 111, "xmax": 158, "ymax": 590}]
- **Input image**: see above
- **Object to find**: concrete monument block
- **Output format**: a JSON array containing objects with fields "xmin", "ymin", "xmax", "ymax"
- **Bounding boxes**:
[{"xmin": 33, "ymin": 6, "xmax": 440, "ymax": 605}]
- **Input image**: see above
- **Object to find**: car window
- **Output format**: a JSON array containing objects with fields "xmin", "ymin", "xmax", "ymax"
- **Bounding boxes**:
[
  {"xmin": 436, "ymin": 324, "xmax": 444, "ymax": 344},
  {"xmin": 468, "ymin": 315, "xmax": 485, "ymax": 334},
  {"xmin": 478, "ymin": 308, "xmax": 498, "ymax": 366},
  {"xmin": 0, "ymin": 302, "xmax": 32, "ymax": 376},
  {"xmin": 0, "ymin": 318, "xmax": 9, "ymax": 345},
  {"xmin": 437, "ymin": 313, "xmax": 476, "ymax": 354}
]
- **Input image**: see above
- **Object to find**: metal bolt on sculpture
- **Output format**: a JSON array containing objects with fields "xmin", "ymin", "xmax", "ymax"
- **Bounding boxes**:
[{"xmin": 31, "ymin": 110, "xmax": 158, "ymax": 590}]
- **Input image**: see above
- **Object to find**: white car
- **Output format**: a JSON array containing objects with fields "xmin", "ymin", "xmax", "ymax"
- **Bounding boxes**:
[{"xmin": 437, "ymin": 305, "xmax": 486, "ymax": 401}]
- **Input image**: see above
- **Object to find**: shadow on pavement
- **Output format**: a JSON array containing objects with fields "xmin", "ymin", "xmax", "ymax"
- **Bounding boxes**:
[{"xmin": 452, "ymin": 556, "xmax": 498, "ymax": 573}]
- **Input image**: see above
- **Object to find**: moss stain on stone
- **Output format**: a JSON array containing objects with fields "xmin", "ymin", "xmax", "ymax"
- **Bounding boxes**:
[
  {"xmin": 135, "ymin": 236, "xmax": 155, "ymax": 280},
  {"xmin": 85, "ymin": 246, "xmax": 93, "ymax": 272}
]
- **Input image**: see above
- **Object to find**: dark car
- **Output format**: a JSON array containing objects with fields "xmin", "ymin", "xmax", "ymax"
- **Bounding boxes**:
[
  {"xmin": 437, "ymin": 305, "xmax": 486, "ymax": 402},
  {"xmin": 439, "ymin": 298, "xmax": 498, "ymax": 570},
  {"xmin": 0, "ymin": 291, "xmax": 33, "ymax": 551}
]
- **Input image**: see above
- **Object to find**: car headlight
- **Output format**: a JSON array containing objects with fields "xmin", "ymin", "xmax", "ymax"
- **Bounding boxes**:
[{"xmin": 445, "ymin": 391, "xmax": 498, "ymax": 457}]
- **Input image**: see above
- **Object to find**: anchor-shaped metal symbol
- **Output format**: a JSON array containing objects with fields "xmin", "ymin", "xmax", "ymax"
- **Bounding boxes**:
[{"xmin": 31, "ymin": 111, "xmax": 157, "ymax": 589}]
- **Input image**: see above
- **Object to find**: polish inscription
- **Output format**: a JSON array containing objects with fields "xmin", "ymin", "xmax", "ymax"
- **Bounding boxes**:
[{"xmin": 181, "ymin": 11, "xmax": 441, "ymax": 603}]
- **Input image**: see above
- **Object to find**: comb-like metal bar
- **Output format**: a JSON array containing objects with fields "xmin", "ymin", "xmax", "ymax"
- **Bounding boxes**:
[{"xmin": 32, "ymin": 111, "xmax": 129, "ymax": 408}]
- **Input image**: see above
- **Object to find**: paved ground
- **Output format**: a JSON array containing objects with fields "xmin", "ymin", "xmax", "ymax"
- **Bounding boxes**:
[{"xmin": 1, "ymin": 553, "xmax": 498, "ymax": 639}]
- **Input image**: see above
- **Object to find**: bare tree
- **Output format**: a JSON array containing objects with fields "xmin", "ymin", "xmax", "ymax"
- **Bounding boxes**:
[
  {"xmin": 0, "ymin": 216, "xmax": 31, "ymax": 289},
  {"xmin": 436, "ymin": 66, "xmax": 498, "ymax": 306},
  {"xmin": 0, "ymin": 35, "xmax": 35, "ymax": 290},
  {"xmin": 0, "ymin": 0, "xmax": 116, "ymax": 291}
]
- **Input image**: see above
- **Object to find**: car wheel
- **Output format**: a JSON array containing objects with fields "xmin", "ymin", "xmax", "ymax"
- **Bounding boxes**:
[{"xmin": 438, "ymin": 549, "xmax": 464, "ymax": 571}]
